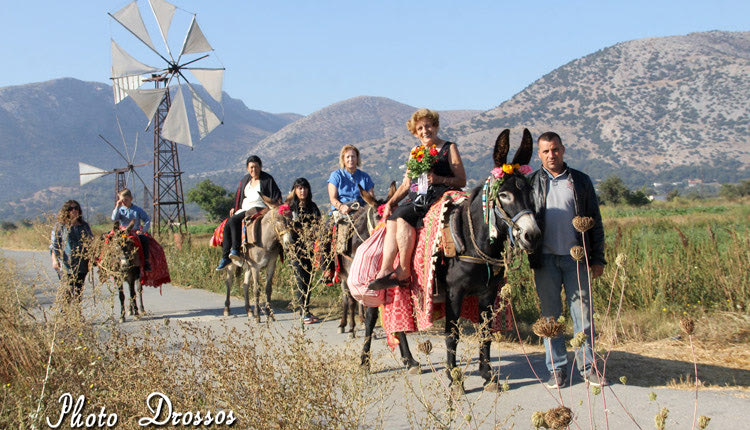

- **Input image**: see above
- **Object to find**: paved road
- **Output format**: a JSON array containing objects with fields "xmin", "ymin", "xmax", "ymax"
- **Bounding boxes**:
[{"xmin": 4, "ymin": 248, "xmax": 748, "ymax": 429}]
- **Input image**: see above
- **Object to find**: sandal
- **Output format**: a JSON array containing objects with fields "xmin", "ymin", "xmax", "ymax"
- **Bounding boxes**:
[{"xmin": 368, "ymin": 271, "xmax": 397, "ymax": 290}]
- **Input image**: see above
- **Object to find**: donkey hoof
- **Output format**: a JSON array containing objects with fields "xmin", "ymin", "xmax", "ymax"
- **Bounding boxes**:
[
  {"xmin": 408, "ymin": 365, "xmax": 422, "ymax": 375},
  {"xmin": 349, "ymin": 331, "xmax": 356, "ymax": 339},
  {"xmin": 223, "ymin": 308, "xmax": 230, "ymax": 317},
  {"xmin": 119, "ymin": 316, "xmax": 126, "ymax": 323},
  {"xmin": 255, "ymin": 314, "xmax": 261, "ymax": 323},
  {"xmin": 337, "ymin": 326, "xmax": 345, "ymax": 334}
]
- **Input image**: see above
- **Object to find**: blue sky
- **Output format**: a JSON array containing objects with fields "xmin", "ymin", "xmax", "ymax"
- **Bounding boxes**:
[{"xmin": 1, "ymin": 0, "xmax": 748, "ymax": 115}]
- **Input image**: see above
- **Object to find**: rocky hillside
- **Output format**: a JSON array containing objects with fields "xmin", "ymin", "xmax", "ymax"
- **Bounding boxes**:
[
  {"xmin": 2, "ymin": 31, "xmax": 749, "ymax": 221},
  {"xmin": 447, "ymin": 31, "xmax": 750, "ymax": 184},
  {"xmin": 0, "ymin": 78, "xmax": 299, "ymax": 219}
]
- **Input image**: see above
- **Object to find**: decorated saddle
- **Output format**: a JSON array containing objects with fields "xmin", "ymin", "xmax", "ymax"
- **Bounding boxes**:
[{"xmin": 380, "ymin": 190, "xmax": 513, "ymax": 337}]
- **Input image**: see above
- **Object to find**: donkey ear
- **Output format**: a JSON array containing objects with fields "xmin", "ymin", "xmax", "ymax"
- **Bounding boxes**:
[
  {"xmin": 511, "ymin": 128, "xmax": 533, "ymax": 166},
  {"xmin": 359, "ymin": 184, "xmax": 378, "ymax": 207},
  {"xmin": 493, "ymin": 129, "xmax": 510, "ymax": 167}
]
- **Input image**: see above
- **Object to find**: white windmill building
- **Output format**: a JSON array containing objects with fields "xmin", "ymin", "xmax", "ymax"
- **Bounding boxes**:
[{"xmin": 109, "ymin": 0, "xmax": 224, "ymax": 236}]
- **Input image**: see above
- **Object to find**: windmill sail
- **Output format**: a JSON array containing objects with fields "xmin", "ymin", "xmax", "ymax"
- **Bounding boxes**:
[
  {"xmin": 180, "ymin": 17, "xmax": 213, "ymax": 56},
  {"xmin": 79, "ymin": 163, "xmax": 111, "ymax": 186},
  {"xmin": 188, "ymin": 68, "xmax": 224, "ymax": 103},
  {"xmin": 148, "ymin": 0, "xmax": 177, "ymax": 56},
  {"xmin": 125, "ymin": 88, "xmax": 167, "ymax": 128},
  {"xmin": 161, "ymin": 88, "xmax": 193, "ymax": 147},
  {"xmin": 110, "ymin": 1, "xmax": 158, "ymax": 53},
  {"xmin": 111, "ymin": 40, "xmax": 159, "ymax": 78},
  {"xmin": 112, "ymin": 75, "xmax": 147, "ymax": 104},
  {"xmin": 186, "ymin": 82, "xmax": 221, "ymax": 139}
]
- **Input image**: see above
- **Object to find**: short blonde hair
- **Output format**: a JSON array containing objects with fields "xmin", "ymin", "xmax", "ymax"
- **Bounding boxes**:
[
  {"xmin": 406, "ymin": 108, "xmax": 440, "ymax": 135},
  {"xmin": 118, "ymin": 188, "xmax": 133, "ymax": 199},
  {"xmin": 338, "ymin": 145, "xmax": 361, "ymax": 169}
]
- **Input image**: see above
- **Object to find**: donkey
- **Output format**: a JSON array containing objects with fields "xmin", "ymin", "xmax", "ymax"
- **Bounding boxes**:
[
  {"xmin": 361, "ymin": 129, "xmax": 541, "ymax": 390},
  {"xmin": 335, "ymin": 183, "xmax": 396, "ymax": 335},
  {"xmin": 222, "ymin": 204, "xmax": 292, "ymax": 322},
  {"xmin": 97, "ymin": 222, "xmax": 144, "ymax": 323}
]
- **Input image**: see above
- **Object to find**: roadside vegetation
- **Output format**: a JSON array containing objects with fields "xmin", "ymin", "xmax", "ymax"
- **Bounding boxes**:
[{"xmin": 1, "ymin": 194, "xmax": 748, "ymax": 428}]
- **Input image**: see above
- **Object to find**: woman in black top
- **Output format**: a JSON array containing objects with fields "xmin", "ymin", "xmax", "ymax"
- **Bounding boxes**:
[
  {"xmin": 286, "ymin": 177, "xmax": 322, "ymax": 324},
  {"xmin": 370, "ymin": 108, "xmax": 467, "ymax": 290}
]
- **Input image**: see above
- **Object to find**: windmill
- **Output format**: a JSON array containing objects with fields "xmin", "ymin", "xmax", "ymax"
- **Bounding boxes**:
[
  {"xmin": 108, "ymin": 0, "xmax": 224, "ymax": 236},
  {"xmin": 78, "ymin": 130, "xmax": 152, "ymax": 204}
]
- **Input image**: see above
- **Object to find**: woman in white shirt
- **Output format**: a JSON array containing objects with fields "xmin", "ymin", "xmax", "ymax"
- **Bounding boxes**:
[{"xmin": 216, "ymin": 155, "xmax": 282, "ymax": 270}]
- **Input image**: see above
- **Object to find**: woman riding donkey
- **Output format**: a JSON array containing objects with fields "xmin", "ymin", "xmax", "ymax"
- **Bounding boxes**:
[
  {"xmin": 216, "ymin": 155, "xmax": 282, "ymax": 271},
  {"xmin": 370, "ymin": 108, "xmax": 467, "ymax": 289},
  {"xmin": 326, "ymin": 144, "xmax": 375, "ymax": 285}
]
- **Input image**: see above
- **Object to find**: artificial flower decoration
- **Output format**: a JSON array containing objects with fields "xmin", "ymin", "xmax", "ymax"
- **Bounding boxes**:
[
  {"xmin": 491, "ymin": 163, "xmax": 532, "ymax": 179},
  {"xmin": 278, "ymin": 204, "xmax": 291, "ymax": 215},
  {"xmin": 406, "ymin": 144, "xmax": 439, "ymax": 179}
]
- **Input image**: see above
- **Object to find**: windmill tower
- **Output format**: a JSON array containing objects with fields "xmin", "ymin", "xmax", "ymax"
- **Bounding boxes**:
[
  {"xmin": 79, "ymin": 133, "xmax": 152, "ymax": 204},
  {"xmin": 108, "ymin": 0, "xmax": 224, "ymax": 236}
]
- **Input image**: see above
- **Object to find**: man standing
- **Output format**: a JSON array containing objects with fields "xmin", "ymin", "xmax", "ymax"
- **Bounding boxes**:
[{"xmin": 528, "ymin": 132, "xmax": 607, "ymax": 388}]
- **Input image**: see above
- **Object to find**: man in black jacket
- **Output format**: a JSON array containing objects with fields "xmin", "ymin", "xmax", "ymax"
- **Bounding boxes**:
[{"xmin": 528, "ymin": 132, "xmax": 606, "ymax": 389}]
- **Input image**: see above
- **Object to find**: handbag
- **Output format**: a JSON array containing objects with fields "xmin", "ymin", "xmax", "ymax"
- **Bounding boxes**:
[{"xmin": 346, "ymin": 226, "xmax": 387, "ymax": 307}]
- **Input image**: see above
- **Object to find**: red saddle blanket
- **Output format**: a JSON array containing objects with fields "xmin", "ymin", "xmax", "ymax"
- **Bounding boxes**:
[
  {"xmin": 381, "ymin": 191, "xmax": 513, "ymax": 336},
  {"xmin": 117, "ymin": 230, "xmax": 170, "ymax": 288}
]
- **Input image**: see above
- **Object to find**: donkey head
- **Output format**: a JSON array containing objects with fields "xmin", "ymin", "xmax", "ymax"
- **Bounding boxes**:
[{"xmin": 490, "ymin": 129, "xmax": 541, "ymax": 251}]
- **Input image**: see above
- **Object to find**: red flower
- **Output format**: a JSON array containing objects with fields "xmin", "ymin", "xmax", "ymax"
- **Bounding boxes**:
[
  {"xmin": 429, "ymin": 147, "xmax": 438, "ymax": 156},
  {"xmin": 416, "ymin": 154, "xmax": 424, "ymax": 162},
  {"xmin": 278, "ymin": 204, "xmax": 291, "ymax": 215}
]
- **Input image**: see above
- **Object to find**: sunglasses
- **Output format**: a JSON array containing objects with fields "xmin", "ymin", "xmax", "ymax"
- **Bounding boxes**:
[{"xmin": 67, "ymin": 206, "xmax": 81, "ymax": 212}]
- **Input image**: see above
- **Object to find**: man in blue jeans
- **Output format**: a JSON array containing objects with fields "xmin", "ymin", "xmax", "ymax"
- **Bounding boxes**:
[{"xmin": 528, "ymin": 132, "xmax": 607, "ymax": 388}]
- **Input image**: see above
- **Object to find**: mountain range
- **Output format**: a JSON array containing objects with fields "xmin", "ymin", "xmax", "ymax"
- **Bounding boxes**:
[{"xmin": 1, "ymin": 30, "xmax": 748, "ymax": 221}]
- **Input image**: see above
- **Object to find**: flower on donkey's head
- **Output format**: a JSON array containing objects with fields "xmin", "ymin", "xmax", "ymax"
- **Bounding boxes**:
[
  {"xmin": 490, "ymin": 167, "xmax": 505, "ymax": 179},
  {"xmin": 278, "ymin": 204, "xmax": 291, "ymax": 215},
  {"xmin": 502, "ymin": 164, "xmax": 514, "ymax": 174},
  {"xmin": 518, "ymin": 164, "xmax": 533, "ymax": 175}
]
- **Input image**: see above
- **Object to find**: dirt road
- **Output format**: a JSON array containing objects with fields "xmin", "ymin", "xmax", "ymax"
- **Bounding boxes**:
[{"xmin": 4, "ymin": 248, "xmax": 747, "ymax": 429}]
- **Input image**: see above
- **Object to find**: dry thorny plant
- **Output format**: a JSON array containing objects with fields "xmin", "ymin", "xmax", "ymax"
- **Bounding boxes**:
[{"xmin": 1, "ymin": 213, "xmax": 726, "ymax": 429}]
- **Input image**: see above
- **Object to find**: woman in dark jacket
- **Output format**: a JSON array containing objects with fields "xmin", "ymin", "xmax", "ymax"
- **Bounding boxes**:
[
  {"xmin": 216, "ymin": 155, "xmax": 282, "ymax": 270},
  {"xmin": 50, "ymin": 200, "xmax": 93, "ymax": 303},
  {"xmin": 286, "ymin": 178, "xmax": 322, "ymax": 324}
]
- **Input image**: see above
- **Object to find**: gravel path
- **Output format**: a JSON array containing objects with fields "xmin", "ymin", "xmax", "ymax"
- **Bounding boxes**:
[{"xmin": 4, "ymin": 248, "xmax": 747, "ymax": 429}]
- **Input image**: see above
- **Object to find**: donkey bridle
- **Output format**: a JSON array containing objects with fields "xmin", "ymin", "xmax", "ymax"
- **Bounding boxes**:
[{"xmin": 460, "ymin": 197, "xmax": 531, "ymax": 267}]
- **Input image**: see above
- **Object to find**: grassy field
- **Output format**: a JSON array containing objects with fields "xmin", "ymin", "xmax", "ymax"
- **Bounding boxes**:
[
  {"xmin": 1, "ymin": 198, "xmax": 748, "ymax": 428},
  {"xmin": 2, "ymin": 197, "xmax": 748, "ymax": 350}
]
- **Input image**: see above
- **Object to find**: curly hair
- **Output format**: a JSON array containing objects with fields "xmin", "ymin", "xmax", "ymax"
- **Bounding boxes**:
[
  {"xmin": 56, "ymin": 200, "xmax": 85, "ymax": 225},
  {"xmin": 406, "ymin": 108, "xmax": 440, "ymax": 135}
]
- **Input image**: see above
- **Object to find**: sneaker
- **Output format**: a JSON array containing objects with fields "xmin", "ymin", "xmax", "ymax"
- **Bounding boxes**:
[
  {"xmin": 303, "ymin": 314, "xmax": 320, "ymax": 324},
  {"xmin": 583, "ymin": 371, "xmax": 608, "ymax": 387},
  {"xmin": 546, "ymin": 369, "xmax": 568, "ymax": 389},
  {"xmin": 215, "ymin": 257, "xmax": 232, "ymax": 271},
  {"xmin": 229, "ymin": 248, "xmax": 242, "ymax": 262}
]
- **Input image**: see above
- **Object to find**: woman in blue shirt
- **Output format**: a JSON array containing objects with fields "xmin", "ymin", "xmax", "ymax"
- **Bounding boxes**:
[{"xmin": 327, "ymin": 145, "xmax": 374, "ymax": 214}]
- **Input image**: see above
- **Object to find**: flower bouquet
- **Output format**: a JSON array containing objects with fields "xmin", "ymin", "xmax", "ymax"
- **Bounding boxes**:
[{"xmin": 406, "ymin": 144, "xmax": 439, "ymax": 179}]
